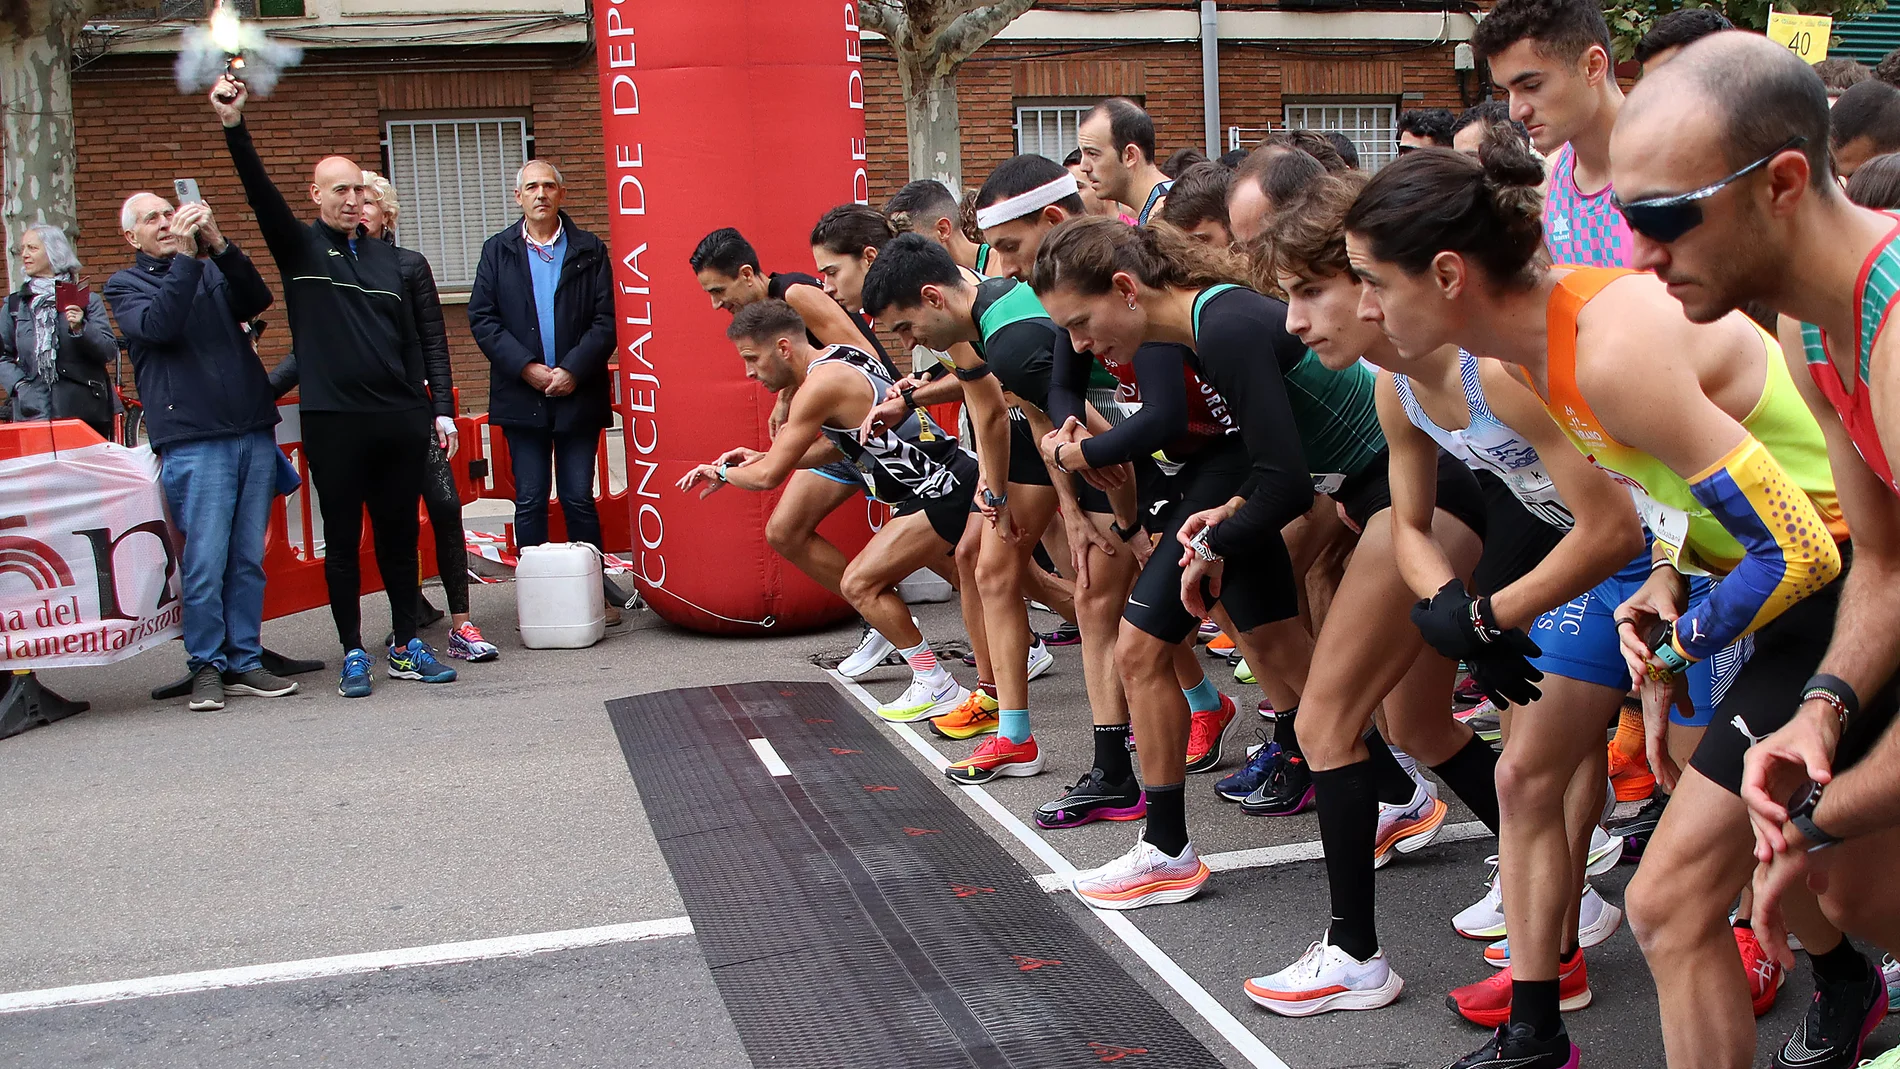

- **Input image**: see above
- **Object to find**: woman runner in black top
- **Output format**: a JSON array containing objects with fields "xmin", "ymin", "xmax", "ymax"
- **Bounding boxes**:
[{"xmin": 1031, "ymin": 217, "xmax": 1325, "ymax": 910}]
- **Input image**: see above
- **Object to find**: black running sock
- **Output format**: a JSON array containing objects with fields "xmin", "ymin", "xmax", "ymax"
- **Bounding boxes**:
[
  {"xmin": 1510, "ymin": 979, "xmax": 1563, "ymax": 1041},
  {"xmin": 1809, "ymin": 936, "xmax": 1870, "ymax": 986},
  {"xmin": 1272, "ymin": 706, "xmax": 1301, "ymax": 754},
  {"xmin": 1363, "ymin": 727, "xmax": 1419, "ymax": 806},
  {"xmin": 1311, "ymin": 761, "xmax": 1380, "ymax": 961},
  {"xmin": 1142, "ymin": 782, "xmax": 1189, "ymax": 856},
  {"xmin": 1094, "ymin": 724, "xmax": 1134, "ymax": 782},
  {"xmin": 1430, "ymin": 734, "xmax": 1502, "ymax": 833}
]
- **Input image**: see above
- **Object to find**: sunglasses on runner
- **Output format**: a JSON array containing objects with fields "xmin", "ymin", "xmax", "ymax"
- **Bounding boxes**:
[{"xmin": 1611, "ymin": 136, "xmax": 1807, "ymax": 243}]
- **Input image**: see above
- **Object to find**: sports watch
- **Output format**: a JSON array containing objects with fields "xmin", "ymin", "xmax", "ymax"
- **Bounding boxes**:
[
  {"xmin": 1785, "ymin": 780, "xmax": 1842, "ymax": 851},
  {"xmin": 1645, "ymin": 619, "xmax": 1693, "ymax": 675},
  {"xmin": 1110, "ymin": 518, "xmax": 1142, "ymax": 543},
  {"xmin": 980, "ymin": 488, "xmax": 1008, "ymax": 510}
]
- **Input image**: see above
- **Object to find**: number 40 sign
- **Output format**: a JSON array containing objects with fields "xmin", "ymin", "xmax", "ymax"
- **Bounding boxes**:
[{"xmin": 1767, "ymin": 11, "xmax": 1833, "ymax": 64}]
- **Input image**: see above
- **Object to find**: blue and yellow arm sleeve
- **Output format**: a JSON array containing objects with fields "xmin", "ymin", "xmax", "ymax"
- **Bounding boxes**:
[{"xmin": 1672, "ymin": 437, "xmax": 1842, "ymax": 662}]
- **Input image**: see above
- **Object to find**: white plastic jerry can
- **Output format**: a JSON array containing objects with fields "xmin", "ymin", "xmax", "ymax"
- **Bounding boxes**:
[{"xmin": 515, "ymin": 542, "xmax": 606, "ymax": 649}]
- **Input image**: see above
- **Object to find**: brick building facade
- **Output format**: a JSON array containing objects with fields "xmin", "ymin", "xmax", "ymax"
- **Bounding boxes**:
[{"xmin": 57, "ymin": 6, "xmax": 1478, "ymax": 413}]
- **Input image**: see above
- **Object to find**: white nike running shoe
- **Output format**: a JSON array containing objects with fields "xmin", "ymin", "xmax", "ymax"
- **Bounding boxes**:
[
  {"xmin": 1586, "ymin": 825, "xmax": 1625, "ymax": 877},
  {"xmin": 1454, "ymin": 856, "xmax": 1507, "ymax": 940},
  {"xmin": 1069, "ymin": 836, "xmax": 1210, "ymax": 910},
  {"xmin": 839, "ymin": 618, "xmax": 910, "ymax": 678},
  {"xmin": 1026, "ymin": 638, "xmax": 1055, "ymax": 682},
  {"xmin": 875, "ymin": 675, "xmax": 968, "ymax": 723},
  {"xmin": 1245, "ymin": 935, "xmax": 1404, "ymax": 1017}
]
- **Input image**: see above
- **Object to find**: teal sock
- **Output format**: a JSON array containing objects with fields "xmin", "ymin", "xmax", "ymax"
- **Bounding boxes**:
[
  {"xmin": 1183, "ymin": 677, "xmax": 1222, "ymax": 714},
  {"xmin": 998, "ymin": 708, "xmax": 1032, "ymax": 743}
]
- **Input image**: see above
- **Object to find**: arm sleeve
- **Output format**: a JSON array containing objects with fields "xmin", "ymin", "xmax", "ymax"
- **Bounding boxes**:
[
  {"xmin": 555, "ymin": 246, "xmax": 616, "ymax": 382},
  {"xmin": 983, "ymin": 320, "xmax": 1054, "ymax": 410},
  {"xmin": 404, "ymin": 254, "xmax": 455, "ymax": 417},
  {"xmin": 467, "ymin": 240, "xmax": 542, "ymax": 380},
  {"xmin": 1046, "ymin": 332, "xmax": 1090, "ymax": 426},
  {"xmin": 1670, "ymin": 436, "xmax": 1844, "ymax": 660},
  {"xmin": 224, "ymin": 122, "xmax": 305, "ymax": 271},
  {"xmin": 1198, "ymin": 303, "xmax": 1315, "ymax": 558},
  {"xmin": 211, "ymin": 243, "xmax": 273, "ymax": 322},
  {"xmin": 268, "ymin": 351, "xmax": 299, "ymax": 398},
  {"xmin": 104, "ymin": 256, "xmax": 204, "ymax": 346},
  {"xmin": 1078, "ymin": 343, "xmax": 1192, "ymax": 467}
]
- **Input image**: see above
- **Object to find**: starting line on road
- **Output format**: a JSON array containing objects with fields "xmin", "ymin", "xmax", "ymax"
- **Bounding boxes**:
[{"xmin": 0, "ymin": 916, "xmax": 695, "ymax": 1015}]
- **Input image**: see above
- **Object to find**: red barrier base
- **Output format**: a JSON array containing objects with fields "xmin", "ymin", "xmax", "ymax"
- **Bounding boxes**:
[{"xmin": 1, "ymin": 671, "xmax": 89, "ymax": 740}]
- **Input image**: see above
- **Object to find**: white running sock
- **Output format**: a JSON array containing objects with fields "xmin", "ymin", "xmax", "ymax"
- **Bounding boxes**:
[{"xmin": 899, "ymin": 640, "xmax": 951, "ymax": 688}]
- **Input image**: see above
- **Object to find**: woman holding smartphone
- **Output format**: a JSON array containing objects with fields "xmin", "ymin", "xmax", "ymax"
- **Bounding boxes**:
[{"xmin": 1, "ymin": 224, "xmax": 118, "ymax": 439}]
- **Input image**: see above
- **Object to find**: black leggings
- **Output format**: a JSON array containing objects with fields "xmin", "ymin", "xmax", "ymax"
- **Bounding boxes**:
[
  {"xmin": 421, "ymin": 440, "xmax": 468, "ymax": 616},
  {"xmin": 302, "ymin": 408, "xmax": 429, "ymax": 652}
]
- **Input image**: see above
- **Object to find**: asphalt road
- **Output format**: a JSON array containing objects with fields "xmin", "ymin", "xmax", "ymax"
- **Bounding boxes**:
[{"xmin": 3, "ymin": 577, "xmax": 1894, "ymax": 1068}]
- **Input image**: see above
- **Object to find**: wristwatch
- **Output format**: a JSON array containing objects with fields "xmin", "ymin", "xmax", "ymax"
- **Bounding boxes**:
[
  {"xmin": 980, "ymin": 488, "xmax": 1008, "ymax": 510},
  {"xmin": 1187, "ymin": 526, "xmax": 1222, "ymax": 563},
  {"xmin": 714, "ymin": 461, "xmax": 731, "ymax": 484},
  {"xmin": 1786, "ymin": 780, "xmax": 1842, "ymax": 851},
  {"xmin": 900, "ymin": 384, "xmax": 919, "ymax": 410},
  {"xmin": 1110, "ymin": 518, "xmax": 1141, "ymax": 543},
  {"xmin": 1645, "ymin": 619, "xmax": 1693, "ymax": 675}
]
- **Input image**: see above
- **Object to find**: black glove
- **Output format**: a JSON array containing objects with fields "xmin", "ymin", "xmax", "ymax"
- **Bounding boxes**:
[
  {"xmin": 1412, "ymin": 578, "xmax": 1509, "ymax": 661},
  {"xmin": 1465, "ymin": 642, "xmax": 1546, "ymax": 709}
]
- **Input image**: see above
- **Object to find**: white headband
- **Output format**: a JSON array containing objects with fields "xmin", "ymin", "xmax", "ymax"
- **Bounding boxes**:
[{"xmin": 975, "ymin": 173, "xmax": 1079, "ymax": 230}]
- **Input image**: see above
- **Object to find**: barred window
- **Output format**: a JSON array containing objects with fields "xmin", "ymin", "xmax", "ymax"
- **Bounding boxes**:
[
  {"xmin": 1282, "ymin": 103, "xmax": 1400, "ymax": 173},
  {"xmin": 383, "ymin": 117, "xmax": 530, "ymax": 290},
  {"xmin": 1015, "ymin": 104, "xmax": 1093, "ymax": 162}
]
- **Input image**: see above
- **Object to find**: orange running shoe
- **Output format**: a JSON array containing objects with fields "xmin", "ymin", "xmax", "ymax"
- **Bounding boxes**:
[
  {"xmin": 1186, "ymin": 692, "xmax": 1237, "ymax": 773},
  {"xmin": 1208, "ymin": 631, "xmax": 1238, "ymax": 657},
  {"xmin": 945, "ymin": 734, "xmax": 1045, "ymax": 784},
  {"xmin": 1607, "ymin": 744, "xmax": 1657, "ymax": 802},
  {"xmin": 929, "ymin": 690, "xmax": 1000, "ymax": 740}
]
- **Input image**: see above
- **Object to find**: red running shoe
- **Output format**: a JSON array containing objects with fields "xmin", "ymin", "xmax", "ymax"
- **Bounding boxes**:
[
  {"xmin": 1735, "ymin": 925, "xmax": 1785, "ymax": 1017},
  {"xmin": 1447, "ymin": 953, "xmax": 1592, "ymax": 1028},
  {"xmin": 1185, "ymin": 692, "xmax": 1237, "ymax": 773}
]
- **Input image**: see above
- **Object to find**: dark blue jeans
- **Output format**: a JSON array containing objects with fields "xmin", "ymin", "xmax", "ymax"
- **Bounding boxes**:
[
  {"xmin": 503, "ymin": 426, "xmax": 601, "ymax": 550},
  {"xmin": 157, "ymin": 430, "xmax": 278, "ymax": 673}
]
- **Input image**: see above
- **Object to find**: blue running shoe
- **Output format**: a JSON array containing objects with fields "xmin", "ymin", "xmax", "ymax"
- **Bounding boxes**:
[
  {"xmin": 338, "ymin": 648, "xmax": 374, "ymax": 698},
  {"xmin": 388, "ymin": 638, "xmax": 457, "ymax": 683},
  {"xmin": 1216, "ymin": 734, "xmax": 1281, "ymax": 802}
]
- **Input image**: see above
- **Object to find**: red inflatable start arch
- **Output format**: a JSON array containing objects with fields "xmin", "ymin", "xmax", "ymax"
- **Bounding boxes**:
[{"xmin": 593, "ymin": 0, "xmax": 878, "ymax": 634}]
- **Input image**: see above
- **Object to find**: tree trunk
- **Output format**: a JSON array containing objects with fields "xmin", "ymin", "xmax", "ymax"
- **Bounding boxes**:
[
  {"xmin": 2, "ymin": 0, "xmax": 85, "ymax": 289},
  {"xmin": 895, "ymin": 50, "xmax": 963, "ymax": 194}
]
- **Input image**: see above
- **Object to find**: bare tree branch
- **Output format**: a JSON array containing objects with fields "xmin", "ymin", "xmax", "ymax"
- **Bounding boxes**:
[
  {"xmin": 855, "ymin": 0, "xmax": 907, "ymax": 42},
  {"xmin": 927, "ymin": 0, "xmax": 1034, "ymax": 69}
]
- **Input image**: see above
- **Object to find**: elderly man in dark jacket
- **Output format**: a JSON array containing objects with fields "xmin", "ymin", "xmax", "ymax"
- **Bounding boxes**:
[
  {"xmin": 468, "ymin": 160, "xmax": 615, "ymax": 560},
  {"xmin": 105, "ymin": 190, "xmax": 295, "ymax": 712}
]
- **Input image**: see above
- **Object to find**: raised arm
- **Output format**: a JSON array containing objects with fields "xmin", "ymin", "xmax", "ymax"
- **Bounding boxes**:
[{"xmin": 213, "ymin": 80, "xmax": 307, "ymax": 272}]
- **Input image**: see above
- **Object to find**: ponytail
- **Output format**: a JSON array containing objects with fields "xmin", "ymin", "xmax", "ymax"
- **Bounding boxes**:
[
  {"xmin": 1343, "ymin": 125, "xmax": 1547, "ymax": 287},
  {"xmin": 1029, "ymin": 216, "xmax": 1249, "ymax": 299}
]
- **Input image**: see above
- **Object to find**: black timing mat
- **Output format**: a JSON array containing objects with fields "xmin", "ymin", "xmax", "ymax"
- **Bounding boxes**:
[{"xmin": 606, "ymin": 680, "xmax": 1226, "ymax": 1069}]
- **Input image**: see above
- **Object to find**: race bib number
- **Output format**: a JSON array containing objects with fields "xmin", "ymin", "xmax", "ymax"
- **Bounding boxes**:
[
  {"xmin": 1629, "ymin": 488, "xmax": 1701, "ymax": 573},
  {"xmin": 1312, "ymin": 472, "xmax": 1346, "ymax": 496}
]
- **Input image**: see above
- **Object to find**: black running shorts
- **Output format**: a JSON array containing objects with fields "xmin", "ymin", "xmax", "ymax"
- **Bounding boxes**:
[
  {"xmin": 894, "ymin": 452, "xmax": 980, "ymax": 549},
  {"xmin": 1122, "ymin": 436, "xmax": 1299, "ymax": 643},
  {"xmin": 1472, "ymin": 470, "xmax": 1568, "ymax": 597},
  {"xmin": 1692, "ymin": 543, "xmax": 1900, "ymax": 795},
  {"xmin": 1334, "ymin": 447, "xmax": 1488, "ymax": 542},
  {"xmin": 1007, "ymin": 416, "xmax": 1054, "ymax": 487}
]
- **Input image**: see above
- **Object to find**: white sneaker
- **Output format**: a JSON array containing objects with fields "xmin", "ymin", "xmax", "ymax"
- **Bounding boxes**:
[
  {"xmin": 1373, "ymin": 783, "xmax": 1450, "ymax": 870},
  {"xmin": 1454, "ymin": 856, "xmax": 1506, "ymax": 940},
  {"xmin": 875, "ymin": 675, "xmax": 968, "ymax": 723},
  {"xmin": 1579, "ymin": 885, "xmax": 1622, "ymax": 948},
  {"xmin": 1244, "ymin": 935, "xmax": 1404, "ymax": 1017},
  {"xmin": 839, "ymin": 619, "xmax": 907, "ymax": 678},
  {"xmin": 1586, "ymin": 825, "xmax": 1625, "ymax": 876},
  {"xmin": 1069, "ymin": 836, "xmax": 1210, "ymax": 911},
  {"xmin": 1026, "ymin": 639, "xmax": 1054, "ymax": 682}
]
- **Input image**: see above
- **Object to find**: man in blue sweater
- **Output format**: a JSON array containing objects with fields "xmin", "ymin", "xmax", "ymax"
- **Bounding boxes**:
[{"xmin": 106, "ymin": 191, "xmax": 296, "ymax": 712}]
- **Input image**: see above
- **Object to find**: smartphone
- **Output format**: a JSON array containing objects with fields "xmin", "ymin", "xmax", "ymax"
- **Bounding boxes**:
[{"xmin": 174, "ymin": 178, "xmax": 203, "ymax": 204}]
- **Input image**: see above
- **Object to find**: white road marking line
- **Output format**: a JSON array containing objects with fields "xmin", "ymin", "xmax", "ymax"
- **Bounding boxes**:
[
  {"xmin": 0, "ymin": 917, "xmax": 695, "ymax": 1014},
  {"xmin": 1034, "ymin": 820, "xmax": 1494, "ymax": 892},
  {"xmin": 829, "ymin": 670, "xmax": 1291, "ymax": 1069},
  {"xmin": 748, "ymin": 736, "xmax": 792, "ymax": 777}
]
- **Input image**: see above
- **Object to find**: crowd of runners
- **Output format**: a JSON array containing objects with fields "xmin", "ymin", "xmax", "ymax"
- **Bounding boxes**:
[{"xmin": 672, "ymin": 4, "xmax": 1900, "ymax": 1066}]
